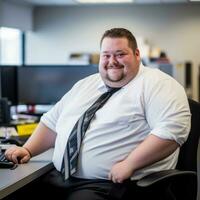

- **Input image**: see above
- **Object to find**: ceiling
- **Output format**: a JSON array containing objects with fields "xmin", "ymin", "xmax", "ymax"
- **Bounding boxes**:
[{"xmin": 7, "ymin": 0, "xmax": 194, "ymax": 6}]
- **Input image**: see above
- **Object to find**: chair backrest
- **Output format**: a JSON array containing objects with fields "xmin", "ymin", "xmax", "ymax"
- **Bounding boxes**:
[
  {"xmin": 175, "ymin": 99, "xmax": 200, "ymax": 200},
  {"xmin": 176, "ymin": 98, "xmax": 200, "ymax": 172}
]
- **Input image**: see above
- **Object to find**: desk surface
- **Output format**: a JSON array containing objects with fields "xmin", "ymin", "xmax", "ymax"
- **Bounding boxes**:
[{"xmin": 0, "ymin": 148, "xmax": 54, "ymax": 199}]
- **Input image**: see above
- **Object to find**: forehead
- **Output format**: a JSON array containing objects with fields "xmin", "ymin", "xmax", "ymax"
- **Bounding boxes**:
[{"xmin": 101, "ymin": 37, "xmax": 130, "ymax": 52}]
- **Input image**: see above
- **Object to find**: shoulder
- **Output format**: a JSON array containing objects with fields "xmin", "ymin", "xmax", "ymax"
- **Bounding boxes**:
[
  {"xmin": 142, "ymin": 65, "xmax": 171, "ymax": 80},
  {"xmin": 139, "ymin": 65, "xmax": 187, "ymax": 105},
  {"xmin": 141, "ymin": 65, "xmax": 183, "ymax": 89}
]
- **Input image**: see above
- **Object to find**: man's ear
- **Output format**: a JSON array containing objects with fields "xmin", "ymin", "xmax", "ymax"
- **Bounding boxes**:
[{"xmin": 135, "ymin": 48, "xmax": 140, "ymax": 61}]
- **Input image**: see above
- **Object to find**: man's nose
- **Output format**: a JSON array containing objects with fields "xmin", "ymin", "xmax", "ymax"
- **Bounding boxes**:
[{"xmin": 109, "ymin": 55, "xmax": 118, "ymax": 65}]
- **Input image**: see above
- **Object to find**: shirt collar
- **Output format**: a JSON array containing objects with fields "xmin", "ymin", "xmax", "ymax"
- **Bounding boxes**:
[{"xmin": 97, "ymin": 78, "xmax": 109, "ymax": 93}]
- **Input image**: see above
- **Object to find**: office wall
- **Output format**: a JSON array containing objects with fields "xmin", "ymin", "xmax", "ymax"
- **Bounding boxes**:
[
  {"xmin": 0, "ymin": 1, "xmax": 33, "ymax": 31},
  {"xmin": 26, "ymin": 4, "xmax": 200, "ymax": 100}
]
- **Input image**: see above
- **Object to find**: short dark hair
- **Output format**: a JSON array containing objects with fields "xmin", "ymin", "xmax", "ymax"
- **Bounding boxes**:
[{"xmin": 100, "ymin": 28, "xmax": 138, "ymax": 52}]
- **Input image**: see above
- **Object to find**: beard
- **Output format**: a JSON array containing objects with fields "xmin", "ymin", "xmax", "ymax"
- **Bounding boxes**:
[
  {"xmin": 105, "ymin": 72, "xmax": 125, "ymax": 82},
  {"xmin": 105, "ymin": 64, "xmax": 125, "ymax": 82}
]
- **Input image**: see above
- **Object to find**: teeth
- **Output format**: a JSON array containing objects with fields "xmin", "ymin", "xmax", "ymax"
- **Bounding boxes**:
[
  {"xmin": 109, "ymin": 67, "xmax": 122, "ymax": 69},
  {"xmin": 108, "ymin": 66, "xmax": 122, "ymax": 69}
]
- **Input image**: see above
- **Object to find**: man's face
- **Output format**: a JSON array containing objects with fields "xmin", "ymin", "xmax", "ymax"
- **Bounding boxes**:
[{"xmin": 99, "ymin": 37, "xmax": 140, "ymax": 88}]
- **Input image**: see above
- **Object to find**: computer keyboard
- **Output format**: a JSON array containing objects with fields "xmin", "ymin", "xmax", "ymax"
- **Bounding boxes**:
[{"xmin": 0, "ymin": 150, "xmax": 16, "ymax": 169}]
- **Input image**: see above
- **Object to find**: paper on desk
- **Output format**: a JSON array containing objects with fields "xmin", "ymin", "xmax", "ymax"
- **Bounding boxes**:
[{"xmin": 0, "ymin": 127, "xmax": 18, "ymax": 137}]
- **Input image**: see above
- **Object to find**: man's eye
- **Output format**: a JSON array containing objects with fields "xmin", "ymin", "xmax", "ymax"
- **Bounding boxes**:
[
  {"xmin": 116, "ymin": 54, "xmax": 124, "ymax": 58},
  {"xmin": 103, "ymin": 55, "xmax": 110, "ymax": 58}
]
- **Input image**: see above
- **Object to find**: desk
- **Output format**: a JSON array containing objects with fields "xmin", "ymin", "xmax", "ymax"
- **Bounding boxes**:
[{"xmin": 0, "ymin": 148, "xmax": 54, "ymax": 199}]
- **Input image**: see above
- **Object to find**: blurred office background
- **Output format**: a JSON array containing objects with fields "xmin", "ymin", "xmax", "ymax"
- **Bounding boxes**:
[{"xmin": 0, "ymin": 0, "xmax": 200, "ymax": 107}]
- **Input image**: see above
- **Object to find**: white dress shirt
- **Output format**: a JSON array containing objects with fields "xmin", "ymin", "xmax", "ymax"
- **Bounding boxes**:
[{"xmin": 41, "ymin": 63, "xmax": 191, "ymax": 180}]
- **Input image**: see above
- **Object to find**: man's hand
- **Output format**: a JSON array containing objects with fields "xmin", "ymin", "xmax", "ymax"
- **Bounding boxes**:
[
  {"xmin": 5, "ymin": 146, "xmax": 31, "ymax": 164},
  {"xmin": 109, "ymin": 135, "xmax": 179, "ymax": 184},
  {"xmin": 108, "ymin": 159, "xmax": 133, "ymax": 183}
]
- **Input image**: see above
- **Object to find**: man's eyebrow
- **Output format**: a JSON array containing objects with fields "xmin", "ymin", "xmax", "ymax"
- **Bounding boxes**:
[
  {"xmin": 101, "ymin": 50, "xmax": 126, "ymax": 54},
  {"xmin": 102, "ymin": 51, "xmax": 109, "ymax": 54},
  {"xmin": 115, "ymin": 50, "xmax": 126, "ymax": 53}
]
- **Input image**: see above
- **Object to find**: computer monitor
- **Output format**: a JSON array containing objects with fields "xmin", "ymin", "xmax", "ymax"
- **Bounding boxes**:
[
  {"xmin": 158, "ymin": 63, "xmax": 174, "ymax": 77},
  {"xmin": 147, "ymin": 63, "xmax": 174, "ymax": 77},
  {"xmin": 17, "ymin": 65, "xmax": 98, "ymax": 105},
  {"xmin": 0, "ymin": 66, "xmax": 18, "ymax": 105},
  {"xmin": 0, "ymin": 98, "xmax": 11, "ymax": 124}
]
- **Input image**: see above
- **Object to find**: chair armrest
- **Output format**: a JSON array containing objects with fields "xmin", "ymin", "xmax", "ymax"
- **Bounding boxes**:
[{"xmin": 137, "ymin": 169, "xmax": 197, "ymax": 187}]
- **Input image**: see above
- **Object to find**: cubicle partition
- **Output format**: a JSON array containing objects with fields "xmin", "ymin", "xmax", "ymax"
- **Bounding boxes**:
[
  {"xmin": 17, "ymin": 65, "xmax": 98, "ymax": 105},
  {"xmin": 0, "ymin": 65, "xmax": 98, "ymax": 106}
]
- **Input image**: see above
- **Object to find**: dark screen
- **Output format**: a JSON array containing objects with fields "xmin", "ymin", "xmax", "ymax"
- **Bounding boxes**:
[
  {"xmin": 185, "ymin": 62, "xmax": 192, "ymax": 88},
  {"xmin": 17, "ymin": 65, "xmax": 98, "ymax": 105},
  {"xmin": 0, "ymin": 66, "xmax": 18, "ymax": 105}
]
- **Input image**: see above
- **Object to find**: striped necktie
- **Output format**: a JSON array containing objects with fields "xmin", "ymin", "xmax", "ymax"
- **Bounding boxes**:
[{"xmin": 62, "ymin": 87, "xmax": 121, "ymax": 180}]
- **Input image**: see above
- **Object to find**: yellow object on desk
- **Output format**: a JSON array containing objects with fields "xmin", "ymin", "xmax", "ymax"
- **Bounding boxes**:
[{"xmin": 16, "ymin": 123, "xmax": 38, "ymax": 136}]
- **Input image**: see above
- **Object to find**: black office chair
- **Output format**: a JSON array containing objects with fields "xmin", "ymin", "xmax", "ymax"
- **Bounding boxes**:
[{"xmin": 136, "ymin": 98, "xmax": 200, "ymax": 200}]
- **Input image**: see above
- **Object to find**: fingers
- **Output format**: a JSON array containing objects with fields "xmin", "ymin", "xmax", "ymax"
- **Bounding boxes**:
[
  {"xmin": 5, "ymin": 146, "xmax": 30, "ymax": 164},
  {"xmin": 11, "ymin": 151, "xmax": 19, "ymax": 164},
  {"xmin": 5, "ymin": 146, "xmax": 19, "ymax": 163},
  {"xmin": 108, "ymin": 172, "xmax": 123, "ymax": 183},
  {"xmin": 20, "ymin": 155, "xmax": 31, "ymax": 164}
]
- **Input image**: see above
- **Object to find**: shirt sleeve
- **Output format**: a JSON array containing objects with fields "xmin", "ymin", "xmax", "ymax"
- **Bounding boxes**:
[{"xmin": 144, "ymin": 75, "xmax": 191, "ymax": 146}]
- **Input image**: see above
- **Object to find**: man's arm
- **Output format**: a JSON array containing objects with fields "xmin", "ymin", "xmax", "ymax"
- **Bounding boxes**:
[
  {"xmin": 109, "ymin": 134, "xmax": 179, "ymax": 183},
  {"xmin": 5, "ymin": 122, "xmax": 56, "ymax": 164}
]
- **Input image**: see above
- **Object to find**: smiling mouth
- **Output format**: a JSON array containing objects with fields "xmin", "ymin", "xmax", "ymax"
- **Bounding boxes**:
[{"xmin": 107, "ymin": 65, "xmax": 124, "ymax": 69}]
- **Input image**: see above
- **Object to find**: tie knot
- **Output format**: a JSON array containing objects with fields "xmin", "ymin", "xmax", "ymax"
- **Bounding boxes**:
[{"xmin": 107, "ymin": 86, "xmax": 121, "ymax": 94}]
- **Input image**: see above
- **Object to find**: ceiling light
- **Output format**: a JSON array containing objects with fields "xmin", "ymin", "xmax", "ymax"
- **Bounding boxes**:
[{"xmin": 76, "ymin": 0, "xmax": 133, "ymax": 4}]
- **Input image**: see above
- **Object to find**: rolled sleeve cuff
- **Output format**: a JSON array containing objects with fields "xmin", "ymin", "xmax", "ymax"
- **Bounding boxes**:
[{"xmin": 150, "ymin": 126, "xmax": 190, "ymax": 146}]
